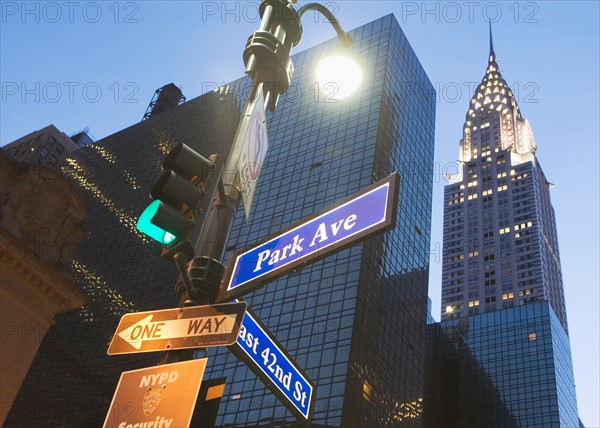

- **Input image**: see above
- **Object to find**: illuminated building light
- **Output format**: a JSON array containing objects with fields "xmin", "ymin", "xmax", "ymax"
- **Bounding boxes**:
[
  {"xmin": 153, "ymin": 128, "xmax": 180, "ymax": 155},
  {"xmin": 61, "ymin": 159, "xmax": 150, "ymax": 242},
  {"xmin": 92, "ymin": 146, "xmax": 118, "ymax": 164},
  {"xmin": 71, "ymin": 260, "xmax": 136, "ymax": 321},
  {"xmin": 90, "ymin": 145, "xmax": 141, "ymax": 190}
]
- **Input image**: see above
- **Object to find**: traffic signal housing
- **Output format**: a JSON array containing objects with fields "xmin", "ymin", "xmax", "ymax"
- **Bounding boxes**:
[{"xmin": 137, "ymin": 143, "xmax": 222, "ymax": 260}]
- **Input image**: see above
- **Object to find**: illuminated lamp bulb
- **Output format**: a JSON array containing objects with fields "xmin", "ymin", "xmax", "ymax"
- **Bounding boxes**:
[{"xmin": 316, "ymin": 47, "xmax": 362, "ymax": 100}]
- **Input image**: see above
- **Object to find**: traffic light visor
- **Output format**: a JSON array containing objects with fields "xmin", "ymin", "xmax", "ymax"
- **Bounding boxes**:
[
  {"xmin": 137, "ymin": 200, "xmax": 177, "ymax": 245},
  {"xmin": 163, "ymin": 143, "xmax": 211, "ymax": 181}
]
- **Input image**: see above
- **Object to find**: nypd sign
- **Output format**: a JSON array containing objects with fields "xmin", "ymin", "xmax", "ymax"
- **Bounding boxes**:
[
  {"xmin": 220, "ymin": 173, "xmax": 399, "ymax": 301},
  {"xmin": 103, "ymin": 359, "xmax": 207, "ymax": 428},
  {"xmin": 229, "ymin": 307, "xmax": 315, "ymax": 420}
]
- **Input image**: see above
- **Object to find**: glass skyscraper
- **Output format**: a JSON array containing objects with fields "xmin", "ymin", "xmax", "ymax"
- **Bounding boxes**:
[
  {"xmin": 5, "ymin": 14, "xmax": 436, "ymax": 427},
  {"xmin": 206, "ymin": 14, "xmax": 435, "ymax": 427},
  {"xmin": 429, "ymin": 28, "xmax": 580, "ymax": 428},
  {"xmin": 440, "ymin": 31, "xmax": 569, "ymax": 334},
  {"xmin": 425, "ymin": 302, "xmax": 579, "ymax": 427}
]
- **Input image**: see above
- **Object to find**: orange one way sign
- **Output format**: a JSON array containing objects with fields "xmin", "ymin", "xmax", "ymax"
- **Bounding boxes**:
[{"xmin": 107, "ymin": 302, "xmax": 247, "ymax": 355}]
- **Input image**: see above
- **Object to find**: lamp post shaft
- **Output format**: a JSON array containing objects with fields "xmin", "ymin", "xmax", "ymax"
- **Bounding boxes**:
[{"xmin": 156, "ymin": 1, "xmax": 356, "ymax": 424}]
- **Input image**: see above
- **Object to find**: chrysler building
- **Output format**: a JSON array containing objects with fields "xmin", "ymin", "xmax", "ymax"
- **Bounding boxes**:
[{"xmin": 441, "ymin": 27, "xmax": 569, "ymax": 333}]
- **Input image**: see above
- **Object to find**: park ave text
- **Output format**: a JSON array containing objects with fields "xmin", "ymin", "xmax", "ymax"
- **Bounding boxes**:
[{"xmin": 253, "ymin": 213, "xmax": 357, "ymax": 272}]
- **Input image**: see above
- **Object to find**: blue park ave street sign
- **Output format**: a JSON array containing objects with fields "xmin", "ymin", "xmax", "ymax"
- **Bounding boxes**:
[
  {"xmin": 219, "ymin": 173, "xmax": 400, "ymax": 302},
  {"xmin": 229, "ymin": 306, "xmax": 315, "ymax": 421}
]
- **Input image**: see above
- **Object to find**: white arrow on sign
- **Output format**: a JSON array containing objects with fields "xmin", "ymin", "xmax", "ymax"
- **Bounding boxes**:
[{"xmin": 118, "ymin": 314, "xmax": 237, "ymax": 350}]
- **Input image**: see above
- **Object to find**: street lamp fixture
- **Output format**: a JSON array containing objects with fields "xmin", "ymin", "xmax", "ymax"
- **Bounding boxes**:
[
  {"xmin": 244, "ymin": 0, "xmax": 362, "ymax": 112},
  {"xmin": 298, "ymin": 3, "xmax": 362, "ymax": 100},
  {"xmin": 214, "ymin": 0, "xmax": 363, "ymax": 252},
  {"xmin": 315, "ymin": 46, "xmax": 363, "ymax": 99}
]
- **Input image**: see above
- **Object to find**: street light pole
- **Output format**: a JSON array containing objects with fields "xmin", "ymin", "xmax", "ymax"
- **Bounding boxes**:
[{"xmin": 141, "ymin": 0, "xmax": 361, "ymax": 422}]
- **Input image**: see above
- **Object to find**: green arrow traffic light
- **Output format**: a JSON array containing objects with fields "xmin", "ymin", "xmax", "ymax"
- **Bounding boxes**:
[
  {"xmin": 137, "ymin": 200, "xmax": 177, "ymax": 245},
  {"xmin": 136, "ymin": 144, "xmax": 214, "ymax": 258},
  {"xmin": 137, "ymin": 197, "xmax": 194, "ymax": 246}
]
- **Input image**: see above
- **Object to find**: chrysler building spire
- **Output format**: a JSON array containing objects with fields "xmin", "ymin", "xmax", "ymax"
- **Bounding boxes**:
[
  {"xmin": 466, "ymin": 27, "xmax": 519, "ymax": 123},
  {"xmin": 489, "ymin": 20, "xmax": 496, "ymax": 61},
  {"xmin": 456, "ymin": 26, "xmax": 537, "ymax": 165}
]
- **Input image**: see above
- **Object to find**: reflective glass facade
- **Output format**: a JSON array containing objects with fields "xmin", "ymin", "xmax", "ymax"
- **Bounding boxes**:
[
  {"xmin": 5, "ymin": 14, "xmax": 435, "ymax": 428},
  {"xmin": 424, "ymin": 302, "xmax": 579, "ymax": 427},
  {"xmin": 206, "ymin": 14, "xmax": 435, "ymax": 427}
]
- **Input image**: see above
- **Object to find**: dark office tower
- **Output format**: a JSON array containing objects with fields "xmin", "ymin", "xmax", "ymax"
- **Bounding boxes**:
[
  {"xmin": 4, "ymin": 89, "xmax": 241, "ymax": 428},
  {"xmin": 5, "ymin": 14, "xmax": 435, "ymax": 427},
  {"xmin": 440, "ymin": 29, "xmax": 568, "ymax": 333}
]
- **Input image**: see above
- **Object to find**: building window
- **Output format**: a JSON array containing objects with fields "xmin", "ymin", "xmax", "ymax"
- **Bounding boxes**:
[
  {"xmin": 49, "ymin": 156, "xmax": 59, "ymax": 166},
  {"xmin": 56, "ymin": 144, "xmax": 65, "ymax": 154},
  {"xmin": 40, "ymin": 147, "xmax": 49, "ymax": 158},
  {"xmin": 47, "ymin": 136, "xmax": 56, "ymax": 146},
  {"xmin": 528, "ymin": 332, "xmax": 537, "ymax": 341}
]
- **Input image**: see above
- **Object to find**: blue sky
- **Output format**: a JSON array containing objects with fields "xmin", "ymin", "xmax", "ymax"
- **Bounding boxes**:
[{"xmin": 2, "ymin": 1, "xmax": 598, "ymax": 425}]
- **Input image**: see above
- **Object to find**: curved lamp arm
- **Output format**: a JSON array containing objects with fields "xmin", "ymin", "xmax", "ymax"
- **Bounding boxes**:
[{"xmin": 297, "ymin": 3, "xmax": 353, "ymax": 46}]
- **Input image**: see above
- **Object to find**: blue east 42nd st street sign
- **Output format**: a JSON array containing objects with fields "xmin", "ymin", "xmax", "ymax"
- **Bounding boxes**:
[
  {"xmin": 219, "ymin": 173, "xmax": 400, "ymax": 302},
  {"xmin": 229, "ymin": 306, "xmax": 315, "ymax": 421}
]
